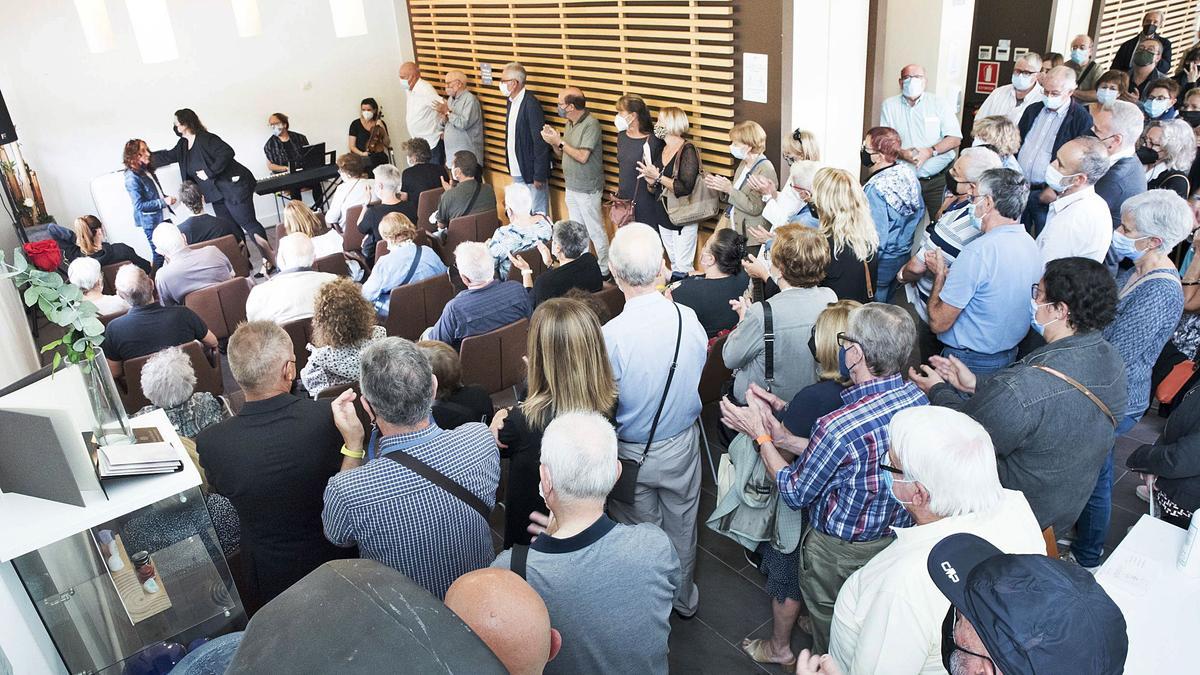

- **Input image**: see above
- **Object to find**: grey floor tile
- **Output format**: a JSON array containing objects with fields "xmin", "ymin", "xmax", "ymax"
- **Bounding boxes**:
[
  {"xmin": 1111, "ymin": 471, "xmax": 1151, "ymax": 518},
  {"xmin": 693, "ymin": 548, "xmax": 774, "ymax": 644},
  {"xmin": 697, "ymin": 488, "xmax": 759, "ymax": 570},
  {"xmin": 668, "ymin": 615, "xmax": 769, "ymax": 674},
  {"xmin": 744, "ymin": 613, "xmax": 815, "ymax": 669},
  {"xmin": 738, "ymin": 560, "xmax": 769, "ymax": 590},
  {"xmin": 1123, "ymin": 418, "xmax": 1163, "ymax": 445}
]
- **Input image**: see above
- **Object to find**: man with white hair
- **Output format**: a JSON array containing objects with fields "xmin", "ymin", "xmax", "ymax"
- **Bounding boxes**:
[
  {"xmin": 486, "ymin": 182, "xmax": 553, "ymax": 278},
  {"xmin": 357, "ymin": 163, "xmax": 407, "ymax": 265},
  {"xmin": 827, "ymin": 407, "xmax": 1045, "ymax": 674},
  {"xmin": 501, "ymin": 62, "xmax": 551, "ymax": 215},
  {"xmin": 1016, "ymin": 65, "xmax": 1093, "ymax": 233},
  {"xmin": 398, "ymin": 61, "xmax": 446, "ymax": 166},
  {"xmin": 67, "ymin": 256, "xmax": 129, "ymax": 315},
  {"xmin": 1093, "ymin": 100, "xmax": 1150, "ymax": 229},
  {"xmin": 151, "ymin": 221, "xmax": 234, "ymax": 306},
  {"xmin": 977, "ymin": 52, "xmax": 1045, "ymax": 124},
  {"xmin": 761, "ymin": 159, "xmax": 821, "ymax": 229},
  {"xmin": 602, "ymin": 223, "xmax": 707, "ymax": 619},
  {"xmin": 426, "ymin": 241, "xmax": 531, "ymax": 349},
  {"xmin": 101, "ymin": 264, "xmax": 217, "ymax": 369},
  {"xmin": 493, "ymin": 412, "xmax": 680, "ymax": 675},
  {"xmin": 435, "ymin": 69, "xmax": 485, "ymax": 168},
  {"xmin": 245, "ymin": 233, "xmax": 338, "ymax": 324},
  {"xmin": 1035, "ymin": 136, "xmax": 1114, "ymax": 263}
]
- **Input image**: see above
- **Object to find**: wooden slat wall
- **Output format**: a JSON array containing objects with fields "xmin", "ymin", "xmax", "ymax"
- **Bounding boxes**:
[
  {"xmin": 407, "ymin": 0, "xmax": 736, "ymax": 193},
  {"xmin": 1094, "ymin": 0, "xmax": 1199, "ymax": 71}
]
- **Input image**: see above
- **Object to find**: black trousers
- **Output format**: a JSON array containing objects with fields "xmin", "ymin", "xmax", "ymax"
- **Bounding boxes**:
[{"xmin": 213, "ymin": 198, "xmax": 268, "ymax": 240}]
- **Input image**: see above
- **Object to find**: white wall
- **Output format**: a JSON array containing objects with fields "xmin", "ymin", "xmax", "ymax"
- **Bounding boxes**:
[
  {"xmin": 1049, "ymin": 0, "xmax": 1096, "ymax": 53},
  {"xmin": 880, "ymin": 0, "xmax": 976, "ymax": 115},
  {"xmin": 0, "ymin": 0, "xmax": 413, "ymax": 235}
]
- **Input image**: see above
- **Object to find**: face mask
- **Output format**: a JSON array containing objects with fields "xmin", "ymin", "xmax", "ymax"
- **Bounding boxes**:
[
  {"xmin": 362, "ymin": 110, "xmax": 375, "ymax": 120},
  {"xmin": 860, "ymin": 148, "xmax": 875, "ymax": 167},
  {"xmin": 970, "ymin": 137, "xmax": 987, "ymax": 147},
  {"xmin": 901, "ymin": 76, "xmax": 925, "ymax": 99},
  {"xmin": 1030, "ymin": 299, "xmax": 1060, "ymax": 336},
  {"xmin": 271, "ymin": 125, "xmax": 283, "ymax": 136},
  {"xmin": 880, "ymin": 469, "xmax": 915, "ymax": 506},
  {"xmin": 614, "ymin": 113, "xmax": 630, "ymax": 133},
  {"xmin": 400, "ymin": 80, "xmax": 411, "ymax": 92},
  {"xmin": 1145, "ymin": 99, "xmax": 1171, "ymax": 118},
  {"xmin": 1044, "ymin": 94, "xmax": 1067, "ymax": 111},
  {"xmin": 1133, "ymin": 49, "xmax": 1156, "ymax": 67},
  {"xmin": 1070, "ymin": 48, "xmax": 1089, "ymax": 64},
  {"xmin": 730, "ymin": 143, "xmax": 747, "ymax": 160},
  {"xmin": 944, "ymin": 171, "xmax": 959, "ymax": 197},
  {"xmin": 1144, "ymin": 24, "xmax": 1158, "ymax": 35},
  {"xmin": 1111, "ymin": 230, "xmax": 1150, "ymax": 261},
  {"xmin": 1136, "ymin": 145, "xmax": 1161, "ymax": 165},
  {"xmin": 1012, "ymin": 73, "xmax": 1036, "ymax": 91},
  {"xmin": 1044, "ymin": 164, "xmax": 1078, "ymax": 193},
  {"xmin": 653, "ymin": 124, "xmax": 668, "ymax": 139},
  {"xmin": 556, "ymin": 105, "xmax": 568, "ymax": 117},
  {"xmin": 837, "ymin": 345, "xmax": 858, "ymax": 379},
  {"xmin": 172, "ymin": 123, "xmax": 183, "ymax": 138},
  {"xmin": 499, "ymin": 81, "xmax": 512, "ymax": 97},
  {"xmin": 807, "ymin": 331, "xmax": 818, "ymax": 361},
  {"xmin": 966, "ymin": 200, "xmax": 986, "ymax": 229},
  {"xmin": 1096, "ymin": 88, "xmax": 1119, "ymax": 106},
  {"xmin": 1182, "ymin": 110, "xmax": 1200, "ymax": 128}
]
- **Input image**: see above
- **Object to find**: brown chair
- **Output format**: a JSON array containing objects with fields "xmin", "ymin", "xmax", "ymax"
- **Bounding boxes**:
[
  {"xmin": 416, "ymin": 187, "xmax": 444, "ymax": 233},
  {"xmin": 383, "ymin": 273, "xmax": 455, "ymax": 341},
  {"xmin": 341, "ymin": 204, "xmax": 366, "ymax": 253},
  {"xmin": 1043, "ymin": 526, "xmax": 1060, "ymax": 558},
  {"xmin": 505, "ymin": 247, "xmax": 549, "ymax": 282},
  {"xmin": 184, "ymin": 277, "xmax": 253, "ymax": 340},
  {"xmin": 189, "ymin": 234, "xmax": 251, "ymax": 278},
  {"xmin": 442, "ymin": 210, "xmax": 501, "ymax": 265},
  {"xmin": 697, "ymin": 334, "xmax": 733, "ymax": 484},
  {"xmin": 313, "ymin": 253, "xmax": 350, "ymax": 277},
  {"xmin": 98, "ymin": 308, "xmax": 128, "ymax": 327},
  {"xmin": 316, "ymin": 381, "xmax": 372, "ymax": 438},
  {"xmin": 116, "ymin": 340, "xmax": 223, "ymax": 414},
  {"xmin": 459, "ymin": 318, "xmax": 530, "ymax": 396},
  {"xmin": 101, "ymin": 261, "xmax": 131, "ymax": 296},
  {"xmin": 374, "ymin": 240, "xmax": 390, "ymax": 263},
  {"xmin": 594, "ymin": 284, "xmax": 625, "ymax": 318},
  {"xmin": 281, "ymin": 317, "xmax": 314, "ymax": 373}
]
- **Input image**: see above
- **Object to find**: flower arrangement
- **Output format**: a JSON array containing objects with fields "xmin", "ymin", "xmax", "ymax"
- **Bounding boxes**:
[{"xmin": 0, "ymin": 248, "xmax": 104, "ymax": 369}]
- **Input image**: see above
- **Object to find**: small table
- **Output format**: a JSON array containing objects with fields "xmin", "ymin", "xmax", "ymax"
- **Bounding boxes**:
[{"xmin": 1096, "ymin": 515, "xmax": 1200, "ymax": 675}]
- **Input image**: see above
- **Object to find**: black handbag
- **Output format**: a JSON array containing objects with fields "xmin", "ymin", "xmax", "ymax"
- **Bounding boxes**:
[{"xmin": 609, "ymin": 303, "xmax": 683, "ymax": 505}]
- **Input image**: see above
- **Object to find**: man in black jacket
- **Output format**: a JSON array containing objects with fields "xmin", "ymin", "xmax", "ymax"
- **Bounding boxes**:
[
  {"xmin": 1111, "ymin": 9, "xmax": 1172, "ymax": 76},
  {"xmin": 1092, "ymin": 100, "xmax": 1149, "ymax": 231},
  {"xmin": 1016, "ymin": 66, "xmax": 1093, "ymax": 235},
  {"xmin": 500, "ymin": 62, "xmax": 551, "ymax": 217}
]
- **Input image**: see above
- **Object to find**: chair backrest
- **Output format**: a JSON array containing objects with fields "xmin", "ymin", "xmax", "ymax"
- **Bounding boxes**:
[
  {"xmin": 698, "ymin": 334, "xmax": 733, "ymax": 406},
  {"xmin": 459, "ymin": 318, "xmax": 530, "ymax": 395},
  {"xmin": 281, "ymin": 316, "xmax": 314, "ymax": 373},
  {"xmin": 342, "ymin": 204, "xmax": 366, "ymax": 252},
  {"xmin": 1042, "ymin": 526, "xmax": 1059, "ymax": 558},
  {"xmin": 117, "ymin": 340, "xmax": 223, "ymax": 414},
  {"xmin": 383, "ymin": 273, "xmax": 455, "ymax": 341},
  {"xmin": 99, "ymin": 308, "xmax": 128, "ymax": 327},
  {"xmin": 505, "ymin": 247, "xmax": 548, "ymax": 282},
  {"xmin": 416, "ymin": 187, "xmax": 444, "ymax": 232},
  {"xmin": 593, "ymin": 284, "xmax": 625, "ymax": 320},
  {"xmin": 313, "ymin": 253, "xmax": 350, "ymax": 277},
  {"xmin": 190, "ymin": 235, "xmax": 251, "ymax": 278},
  {"xmin": 375, "ymin": 240, "xmax": 390, "ymax": 263},
  {"xmin": 316, "ymin": 380, "xmax": 372, "ymax": 438},
  {"xmin": 101, "ymin": 261, "xmax": 131, "ymax": 296},
  {"xmin": 184, "ymin": 277, "xmax": 253, "ymax": 340},
  {"xmin": 443, "ymin": 209, "xmax": 501, "ymax": 265}
]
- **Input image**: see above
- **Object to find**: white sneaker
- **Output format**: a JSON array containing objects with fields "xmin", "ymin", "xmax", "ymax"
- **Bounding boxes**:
[{"xmin": 1136, "ymin": 484, "xmax": 1151, "ymax": 504}]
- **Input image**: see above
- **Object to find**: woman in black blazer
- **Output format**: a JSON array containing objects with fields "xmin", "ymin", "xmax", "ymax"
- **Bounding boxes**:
[{"xmin": 153, "ymin": 108, "xmax": 276, "ymax": 271}]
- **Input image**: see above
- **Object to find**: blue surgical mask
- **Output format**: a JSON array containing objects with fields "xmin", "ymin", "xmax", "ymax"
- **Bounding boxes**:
[
  {"xmin": 1030, "ymin": 298, "xmax": 1059, "ymax": 336},
  {"xmin": 880, "ymin": 469, "xmax": 915, "ymax": 506},
  {"xmin": 1110, "ymin": 230, "xmax": 1150, "ymax": 261},
  {"xmin": 965, "ymin": 201, "xmax": 984, "ymax": 230},
  {"xmin": 1070, "ymin": 48, "xmax": 1089, "ymax": 65},
  {"xmin": 730, "ymin": 143, "xmax": 747, "ymax": 160},
  {"xmin": 1012, "ymin": 73, "xmax": 1036, "ymax": 91},
  {"xmin": 902, "ymin": 76, "xmax": 925, "ymax": 99},
  {"xmin": 1145, "ymin": 99, "xmax": 1171, "ymax": 118},
  {"xmin": 1096, "ymin": 89, "xmax": 1118, "ymax": 106}
]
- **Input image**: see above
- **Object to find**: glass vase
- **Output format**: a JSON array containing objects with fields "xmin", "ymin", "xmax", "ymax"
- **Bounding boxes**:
[{"xmin": 81, "ymin": 349, "xmax": 134, "ymax": 446}]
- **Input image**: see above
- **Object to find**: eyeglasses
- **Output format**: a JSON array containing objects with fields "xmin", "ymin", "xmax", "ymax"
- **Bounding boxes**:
[
  {"xmin": 1030, "ymin": 283, "xmax": 1043, "ymax": 301},
  {"xmin": 836, "ymin": 332, "xmax": 860, "ymax": 348},
  {"xmin": 940, "ymin": 608, "xmax": 996, "ymax": 672},
  {"xmin": 879, "ymin": 456, "xmax": 903, "ymax": 475}
]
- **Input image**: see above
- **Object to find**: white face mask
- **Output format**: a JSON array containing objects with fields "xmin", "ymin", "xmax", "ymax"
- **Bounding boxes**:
[
  {"xmin": 901, "ymin": 76, "xmax": 925, "ymax": 99},
  {"xmin": 1012, "ymin": 73, "xmax": 1036, "ymax": 91},
  {"xmin": 499, "ymin": 81, "xmax": 512, "ymax": 97},
  {"xmin": 400, "ymin": 79, "xmax": 411, "ymax": 92},
  {"xmin": 730, "ymin": 143, "xmax": 747, "ymax": 160},
  {"xmin": 971, "ymin": 137, "xmax": 987, "ymax": 147},
  {"xmin": 614, "ymin": 113, "xmax": 630, "ymax": 133},
  {"xmin": 362, "ymin": 110, "xmax": 375, "ymax": 120},
  {"xmin": 1044, "ymin": 94, "xmax": 1067, "ymax": 111},
  {"xmin": 407, "ymin": 156, "xmax": 416, "ymax": 167},
  {"xmin": 271, "ymin": 125, "xmax": 283, "ymax": 136}
]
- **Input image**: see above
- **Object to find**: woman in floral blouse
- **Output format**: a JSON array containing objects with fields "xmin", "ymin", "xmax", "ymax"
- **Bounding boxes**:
[{"xmin": 301, "ymin": 277, "xmax": 386, "ymax": 397}]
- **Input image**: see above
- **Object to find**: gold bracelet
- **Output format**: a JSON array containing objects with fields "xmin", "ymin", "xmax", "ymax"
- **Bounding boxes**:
[{"xmin": 340, "ymin": 445, "xmax": 365, "ymax": 459}]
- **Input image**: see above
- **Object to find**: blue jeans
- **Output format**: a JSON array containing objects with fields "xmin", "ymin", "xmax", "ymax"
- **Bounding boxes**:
[
  {"xmin": 512, "ymin": 175, "xmax": 550, "ymax": 217},
  {"xmin": 1073, "ymin": 413, "xmax": 1142, "ymax": 567},
  {"xmin": 875, "ymin": 254, "xmax": 905, "ymax": 303},
  {"xmin": 141, "ymin": 224, "xmax": 163, "ymax": 268},
  {"xmin": 941, "ymin": 345, "xmax": 1017, "ymax": 376}
]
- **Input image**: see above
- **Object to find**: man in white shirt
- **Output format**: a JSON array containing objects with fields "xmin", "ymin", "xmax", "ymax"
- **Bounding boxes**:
[
  {"xmin": 976, "ymin": 53, "xmax": 1045, "ymax": 125},
  {"xmin": 399, "ymin": 62, "xmax": 445, "ymax": 165},
  {"xmin": 1036, "ymin": 137, "xmax": 1114, "ymax": 263},
  {"xmin": 880, "ymin": 63, "xmax": 964, "ymax": 220},
  {"xmin": 246, "ymin": 233, "xmax": 338, "ymax": 324},
  {"xmin": 828, "ymin": 406, "xmax": 1045, "ymax": 675}
]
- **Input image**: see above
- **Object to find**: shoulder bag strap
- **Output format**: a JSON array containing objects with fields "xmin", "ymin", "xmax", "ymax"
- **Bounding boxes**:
[
  {"xmin": 462, "ymin": 179, "xmax": 483, "ymax": 215},
  {"xmin": 1031, "ymin": 364, "xmax": 1117, "ymax": 427},
  {"xmin": 398, "ymin": 246, "xmax": 424, "ymax": 286},
  {"xmin": 762, "ymin": 299, "xmax": 775, "ymax": 392},
  {"xmin": 642, "ymin": 303, "xmax": 684, "ymax": 460},
  {"xmin": 385, "ymin": 450, "xmax": 491, "ymax": 521},
  {"xmin": 510, "ymin": 543, "xmax": 529, "ymax": 579},
  {"xmin": 863, "ymin": 260, "xmax": 874, "ymax": 299},
  {"xmin": 1119, "ymin": 269, "xmax": 1181, "ymax": 300}
]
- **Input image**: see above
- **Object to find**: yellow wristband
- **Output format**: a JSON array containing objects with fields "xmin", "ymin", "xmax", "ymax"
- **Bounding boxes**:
[
  {"xmin": 755, "ymin": 434, "xmax": 773, "ymax": 446},
  {"xmin": 340, "ymin": 445, "xmax": 365, "ymax": 459}
]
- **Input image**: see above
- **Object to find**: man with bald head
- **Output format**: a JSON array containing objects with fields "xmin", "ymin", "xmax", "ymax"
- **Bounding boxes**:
[
  {"xmin": 444, "ymin": 569, "xmax": 561, "ymax": 675},
  {"xmin": 540, "ymin": 86, "xmax": 610, "ymax": 277},
  {"xmin": 1069, "ymin": 34, "xmax": 1104, "ymax": 99},
  {"xmin": 1017, "ymin": 65, "xmax": 1093, "ymax": 233},
  {"xmin": 399, "ymin": 61, "xmax": 446, "ymax": 165},
  {"xmin": 1112, "ymin": 9, "xmax": 1172, "ymax": 75},
  {"xmin": 977, "ymin": 52, "xmax": 1044, "ymax": 124},
  {"xmin": 246, "ymin": 232, "xmax": 338, "ymax": 324},
  {"xmin": 880, "ymin": 63, "xmax": 964, "ymax": 220},
  {"xmin": 1036, "ymin": 137, "xmax": 1114, "ymax": 263},
  {"xmin": 435, "ymin": 69, "xmax": 485, "ymax": 169}
]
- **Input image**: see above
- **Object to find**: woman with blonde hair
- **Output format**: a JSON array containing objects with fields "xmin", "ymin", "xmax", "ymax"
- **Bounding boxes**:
[
  {"xmin": 490, "ymin": 297, "xmax": 617, "ymax": 547},
  {"xmin": 300, "ymin": 277, "xmax": 385, "ymax": 396},
  {"xmin": 282, "ymin": 199, "xmax": 342, "ymax": 258},
  {"xmin": 72, "ymin": 215, "xmax": 152, "ymax": 273},
  {"xmin": 970, "ymin": 115, "xmax": 1023, "ymax": 174},
  {"xmin": 704, "ymin": 120, "xmax": 778, "ymax": 250},
  {"xmin": 718, "ymin": 299, "xmax": 861, "ymax": 668},
  {"xmin": 782, "ymin": 128, "xmax": 821, "ymax": 166},
  {"xmin": 361, "ymin": 212, "xmax": 447, "ymax": 316},
  {"xmin": 637, "ymin": 106, "xmax": 702, "ymax": 277}
]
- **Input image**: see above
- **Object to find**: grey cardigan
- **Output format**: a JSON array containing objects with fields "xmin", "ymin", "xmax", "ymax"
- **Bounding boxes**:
[
  {"xmin": 928, "ymin": 331, "xmax": 1127, "ymax": 535},
  {"xmin": 724, "ymin": 156, "xmax": 777, "ymax": 246}
]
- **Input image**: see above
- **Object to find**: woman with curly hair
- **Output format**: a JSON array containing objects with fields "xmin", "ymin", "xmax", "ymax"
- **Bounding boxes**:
[
  {"xmin": 300, "ymin": 277, "xmax": 385, "ymax": 396},
  {"xmin": 908, "ymin": 256, "xmax": 1128, "ymax": 540}
]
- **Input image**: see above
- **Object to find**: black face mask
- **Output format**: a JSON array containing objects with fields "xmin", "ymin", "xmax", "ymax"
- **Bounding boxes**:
[
  {"xmin": 1136, "ymin": 146, "xmax": 1160, "ymax": 165},
  {"xmin": 940, "ymin": 608, "xmax": 956, "ymax": 673},
  {"xmin": 945, "ymin": 172, "xmax": 959, "ymax": 198},
  {"xmin": 172, "ymin": 124, "xmax": 183, "ymax": 138},
  {"xmin": 1181, "ymin": 110, "xmax": 1200, "ymax": 128},
  {"xmin": 860, "ymin": 148, "xmax": 874, "ymax": 167},
  {"xmin": 1144, "ymin": 24, "xmax": 1158, "ymax": 35},
  {"xmin": 807, "ymin": 328, "xmax": 818, "ymax": 361}
]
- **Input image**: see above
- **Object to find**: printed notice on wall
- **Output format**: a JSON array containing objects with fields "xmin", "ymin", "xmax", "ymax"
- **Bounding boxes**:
[
  {"xmin": 480, "ymin": 63, "xmax": 493, "ymax": 85},
  {"xmin": 743, "ymin": 52, "xmax": 768, "ymax": 103}
]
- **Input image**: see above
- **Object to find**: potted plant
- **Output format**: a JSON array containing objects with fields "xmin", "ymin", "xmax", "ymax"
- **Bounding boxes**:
[{"xmin": 1, "ymin": 248, "xmax": 133, "ymax": 445}]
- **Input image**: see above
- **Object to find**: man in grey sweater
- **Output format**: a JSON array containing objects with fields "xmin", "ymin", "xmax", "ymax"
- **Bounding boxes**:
[{"xmin": 493, "ymin": 412, "xmax": 680, "ymax": 675}]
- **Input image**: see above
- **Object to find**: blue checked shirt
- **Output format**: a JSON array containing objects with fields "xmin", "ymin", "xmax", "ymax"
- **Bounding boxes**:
[
  {"xmin": 321, "ymin": 421, "xmax": 500, "ymax": 598},
  {"xmin": 487, "ymin": 217, "xmax": 553, "ymax": 278},
  {"xmin": 776, "ymin": 374, "xmax": 927, "ymax": 542}
]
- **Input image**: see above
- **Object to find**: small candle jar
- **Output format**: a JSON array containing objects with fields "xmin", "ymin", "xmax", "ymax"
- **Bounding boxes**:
[{"xmin": 130, "ymin": 551, "xmax": 158, "ymax": 592}]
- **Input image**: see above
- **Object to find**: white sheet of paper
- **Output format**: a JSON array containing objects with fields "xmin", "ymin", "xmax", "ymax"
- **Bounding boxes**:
[
  {"xmin": 743, "ymin": 52, "xmax": 768, "ymax": 103},
  {"xmin": 196, "ymin": 170, "xmax": 208, "ymax": 181}
]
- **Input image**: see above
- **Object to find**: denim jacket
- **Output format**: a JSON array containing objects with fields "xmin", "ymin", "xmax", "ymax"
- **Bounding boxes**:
[
  {"xmin": 124, "ymin": 169, "xmax": 168, "ymax": 230},
  {"xmin": 929, "ymin": 331, "xmax": 1127, "ymax": 535}
]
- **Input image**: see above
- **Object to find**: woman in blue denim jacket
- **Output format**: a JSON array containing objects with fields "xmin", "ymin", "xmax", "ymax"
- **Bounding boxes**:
[
  {"xmin": 862, "ymin": 127, "xmax": 925, "ymax": 304},
  {"xmin": 122, "ymin": 138, "xmax": 174, "ymax": 266}
]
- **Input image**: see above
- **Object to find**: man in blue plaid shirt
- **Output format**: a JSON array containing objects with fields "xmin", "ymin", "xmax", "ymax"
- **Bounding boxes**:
[{"xmin": 731, "ymin": 303, "xmax": 927, "ymax": 652}]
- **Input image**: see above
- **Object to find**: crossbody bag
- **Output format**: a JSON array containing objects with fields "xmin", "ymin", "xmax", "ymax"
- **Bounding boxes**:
[
  {"xmin": 609, "ymin": 303, "xmax": 683, "ymax": 505},
  {"xmin": 1031, "ymin": 365, "xmax": 1116, "ymax": 427},
  {"xmin": 385, "ymin": 449, "xmax": 490, "ymax": 522}
]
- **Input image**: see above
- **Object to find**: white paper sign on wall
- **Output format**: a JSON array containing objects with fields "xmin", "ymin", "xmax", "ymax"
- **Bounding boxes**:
[{"xmin": 743, "ymin": 52, "xmax": 768, "ymax": 103}]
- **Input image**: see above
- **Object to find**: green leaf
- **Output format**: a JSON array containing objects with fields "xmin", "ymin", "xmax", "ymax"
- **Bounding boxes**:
[
  {"xmin": 12, "ymin": 252, "xmax": 27, "ymax": 273},
  {"xmin": 42, "ymin": 273, "xmax": 62, "ymax": 289},
  {"xmin": 72, "ymin": 338, "xmax": 89, "ymax": 352},
  {"xmin": 77, "ymin": 301, "xmax": 98, "ymax": 318},
  {"xmin": 51, "ymin": 352, "xmax": 61, "ymax": 372},
  {"xmin": 40, "ymin": 338, "xmax": 62, "ymax": 353},
  {"xmin": 37, "ymin": 295, "xmax": 52, "ymax": 316},
  {"xmin": 60, "ymin": 284, "xmax": 82, "ymax": 302},
  {"xmin": 81, "ymin": 318, "xmax": 104, "ymax": 337},
  {"xmin": 23, "ymin": 285, "xmax": 42, "ymax": 306}
]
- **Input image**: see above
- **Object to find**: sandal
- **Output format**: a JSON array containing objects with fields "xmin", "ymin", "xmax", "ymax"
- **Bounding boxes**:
[{"xmin": 740, "ymin": 638, "xmax": 797, "ymax": 668}]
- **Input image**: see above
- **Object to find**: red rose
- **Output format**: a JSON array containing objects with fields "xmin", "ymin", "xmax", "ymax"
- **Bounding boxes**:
[{"xmin": 23, "ymin": 240, "xmax": 62, "ymax": 272}]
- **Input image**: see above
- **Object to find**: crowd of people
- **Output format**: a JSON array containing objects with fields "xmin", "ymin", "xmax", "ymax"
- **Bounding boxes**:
[{"xmin": 41, "ymin": 13, "xmax": 1200, "ymax": 672}]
